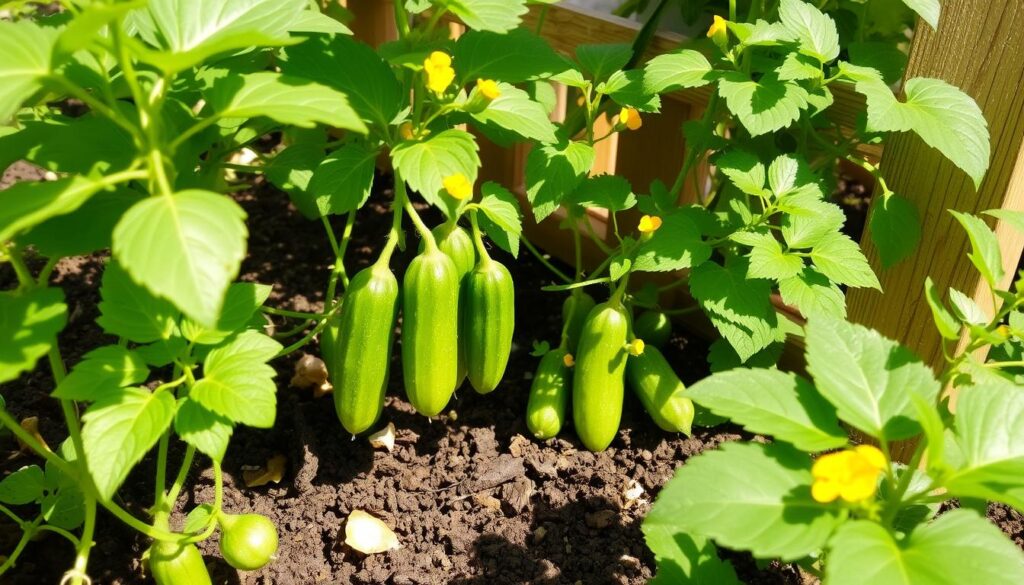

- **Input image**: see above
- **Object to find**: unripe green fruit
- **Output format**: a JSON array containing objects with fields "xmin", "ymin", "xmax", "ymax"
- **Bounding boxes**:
[
  {"xmin": 561, "ymin": 291, "xmax": 595, "ymax": 353},
  {"xmin": 148, "ymin": 541, "xmax": 212, "ymax": 585},
  {"xmin": 633, "ymin": 310, "xmax": 672, "ymax": 348},
  {"xmin": 526, "ymin": 348, "xmax": 571, "ymax": 439},
  {"xmin": 626, "ymin": 346, "xmax": 694, "ymax": 434},
  {"xmin": 218, "ymin": 513, "xmax": 279, "ymax": 571},
  {"xmin": 463, "ymin": 259, "xmax": 515, "ymax": 393},
  {"xmin": 432, "ymin": 224, "xmax": 476, "ymax": 386},
  {"xmin": 572, "ymin": 301, "xmax": 629, "ymax": 452}
]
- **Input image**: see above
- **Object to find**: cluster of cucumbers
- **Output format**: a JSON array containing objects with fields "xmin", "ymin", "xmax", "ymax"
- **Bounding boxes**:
[
  {"xmin": 323, "ymin": 223, "xmax": 514, "ymax": 435},
  {"xmin": 149, "ymin": 513, "xmax": 278, "ymax": 584},
  {"xmin": 527, "ymin": 290, "xmax": 695, "ymax": 452}
]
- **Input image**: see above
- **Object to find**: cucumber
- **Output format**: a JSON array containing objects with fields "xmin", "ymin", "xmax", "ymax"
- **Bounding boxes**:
[
  {"xmin": 402, "ymin": 248, "xmax": 460, "ymax": 416},
  {"xmin": 626, "ymin": 346, "xmax": 694, "ymax": 434},
  {"xmin": 463, "ymin": 258, "xmax": 515, "ymax": 393},
  {"xmin": 327, "ymin": 263, "xmax": 399, "ymax": 435},
  {"xmin": 572, "ymin": 300, "xmax": 629, "ymax": 451},
  {"xmin": 148, "ymin": 541, "xmax": 212, "ymax": 585},
  {"xmin": 431, "ymin": 224, "xmax": 476, "ymax": 387},
  {"xmin": 561, "ymin": 291, "xmax": 595, "ymax": 353},
  {"xmin": 633, "ymin": 310, "xmax": 672, "ymax": 348},
  {"xmin": 526, "ymin": 348, "xmax": 570, "ymax": 439}
]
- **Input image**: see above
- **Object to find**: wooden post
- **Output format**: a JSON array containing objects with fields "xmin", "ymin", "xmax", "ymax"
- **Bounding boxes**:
[{"xmin": 847, "ymin": 0, "xmax": 1024, "ymax": 455}]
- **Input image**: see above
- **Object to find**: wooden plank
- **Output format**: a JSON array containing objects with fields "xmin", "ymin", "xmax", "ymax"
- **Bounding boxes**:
[
  {"xmin": 847, "ymin": 0, "xmax": 1024, "ymax": 448},
  {"xmin": 343, "ymin": 0, "xmax": 397, "ymax": 46}
]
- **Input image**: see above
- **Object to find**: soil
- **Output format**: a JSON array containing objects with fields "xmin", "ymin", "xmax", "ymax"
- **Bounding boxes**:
[{"xmin": 1, "ymin": 162, "xmax": 1021, "ymax": 585}]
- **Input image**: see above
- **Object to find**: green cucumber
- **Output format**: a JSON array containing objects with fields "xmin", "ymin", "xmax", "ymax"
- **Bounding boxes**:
[
  {"xmin": 463, "ymin": 258, "xmax": 515, "ymax": 393},
  {"xmin": 561, "ymin": 291, "xmax": 595, "ymax": 353},
  {"xmin": 626, "ymin": 346, "xmax": 694, "ymax": 434},
  {"xmin": 633, "ymin": 310, "xmax": 672, "ymax": 348},
  {"xmin": 526, "ymin": 348, "xmax": 570, "ymax": 439},
  {"xmin": 572, "ymin": 300, "xmax": 629, "ymax": 451}
]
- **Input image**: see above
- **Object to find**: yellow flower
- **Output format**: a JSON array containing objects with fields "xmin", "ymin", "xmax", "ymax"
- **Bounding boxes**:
[
  {"xmin": 424, "ymin": 51, "xmax": 455, "ymax": 95},
  {"xmin": 443, "ymin": 173, "xmax": 473, "ymax": 200},
  {"xmin": 638, "ymin": 215, "xmax": 663, "ymax": 233},
  {"xmin": 476, "ymin": 79, "xmax": 501, "ymax": 100},
  {"xmin": 563, "ymin": 353, "xmax": 575, "ymax": 367},
  {"xmin": 398, "ymin": 121, "xmax": 415, "ymax": 141},
  {"xmin": 811, "ymin": 445, "xmax": 887, "ymax": 503},
  {"xmin": 707, "ymin": 15, "xmax": 728, "ymax": 39},
  {"xmin": 628, "ymin": 339, "xmax": 645, "ymax": 356},
  {"xmin": 619, "ymin": 107, "xmax": 642, "ymax": 130}
]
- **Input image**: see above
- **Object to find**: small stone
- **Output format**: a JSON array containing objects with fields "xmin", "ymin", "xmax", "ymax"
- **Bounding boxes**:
[{"xmin": 585, "ymin": 510, "xmax": 616, "ymax": 529}]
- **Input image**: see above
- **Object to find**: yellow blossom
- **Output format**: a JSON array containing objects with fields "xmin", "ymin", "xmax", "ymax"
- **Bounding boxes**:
[
  {"xmin": 707, "ymin": 15, "xmax": 728, "ymax": 39},
  {"xmin": 628, "ymin": 339, "xmax": 645, "ymax": 356},
  {"xmin": 563, "ymin": 353, "xmax": 575, "ymax": 367},
  {"xmin": 476, "ymin": 79, "xmax": 501, "ymax": 100},
  {"xmin": 443, "ymin": 173, "xmax": 473, "ymax": 200},
  {"xmin": 398, "ymin": 121, "xmax": 415, "ymax": 141},
  {"xmin": 423, "ymin": 51, "xmax": 455, "ymax": 95},
  {"xmin": 811, "ymin": 445, "xmax": 887, "ymax": 503},
  {"xmin": 619, "ymin": 107, "xmax": 642, "ymax": 130},
  {"xmin": 638, "ymin": 215, "xmax": 663, "ymax": 233}
]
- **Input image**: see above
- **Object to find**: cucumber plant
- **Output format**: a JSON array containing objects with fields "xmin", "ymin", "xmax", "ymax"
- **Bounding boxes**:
[{"xmin": 643, "ymin": 210, "xmax": 1024, "ymax": 584}]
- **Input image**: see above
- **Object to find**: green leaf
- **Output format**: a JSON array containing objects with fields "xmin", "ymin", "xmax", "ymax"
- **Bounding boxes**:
[
  {"xmin": 601, "ymin": 69, "xmax": 661, "ymax": 112},
  {"xmin": 642, "ymin": 526, "xmax": 739, "ymax": 585},
  {"xmin": 900, "ymin": 0, "xmax": 941, "ymax": 29},
  {"xmin": 184, "ymin": 504, "xmax": 216, "ymax": 534},
  {"xmin": 869, "ymin": 194, "xmax": 921, "ymax": 268},
  {"xmin": 779, "ymin": 0, "xmax": 840, "ymax": 63},
  {"xmin": 688, "ymin": 369, "xmax": 847, "ymax": 451},
  {"xmin": 0, "ymin": 176, "xmax": 119, "ymax": 243},
  {"xmin": 779, "ymin": 267, "xmax": 847, "ymax": 320},
  {"xmin": 525, "ymin": 141, "xmax": 595, "ymax": 222},
  {"xmin": 944, "ymin": 383, "xmax": 1024, "ymax": 510},
  {"xmin": 575, "ymin": 43, "xmax": 632, "ymax": 82},
  {"xmin": 82, "ymin": 387, "xmax": 177, "ymax": 500},
  {"xmin": 477, "ymin": 182, "xmax": 522, "ymax": 257},
  {"xmin": 0, "ymin": 465, "xmax": 45, "ymax": 505},
  {"xmin": 650, "ymin": 442, "xmax": 844, "ymax": 560},
  {"xmin": 203, "ymin": 71, "xmax": 367, "ymax": 133},
  {"xmin": 707, "ymin": 339, "xmax": 784, "ymax": 374},
  {"xmin": 632, "ymin": 212, "xmax": 711, "ymax": 273},
  {"xmin": 811, "ymin": 232, "xmax": 880, "ymax": 289},
  {"xmin": 777, "ymin": 52, "xmax": 823, "ymax": 82},
  {"xmin": 984, "ymin": 208, "xmax": 1024, "ymax": 234},
  {"xmin": 923, "ymin": 277, "xmax": 961, "ymax": 340},
  {"xmin": 42, "ymin": 486, "xmax": 85, "ymax": 530},
  {"xmin": 174, "ymin": 398, "xmax": 234, "ymax": 463},
  {"xmin": 0, "ymin": 20, "xmax": 58, "ymax": 122},
  {"xmin": 53, "ymin": 346, "xmax": 150, "ymax": 402},
  {"xmin": 130, "ymin": 0, "xmax": 306, "ymax": 72},
  {"xmin": 805, "ymin": 318, "xmax": 941, "ymax": 441},
  {"xmin": 716, "ymin": 150, "xmax": 766, "ymax": 197},
  {"xmin": 112, "ymin": 190, "xmax": 248, "ymax": 328},
  {"xmin": 848, "ymin": 41, "xmax": 908, "ymax": 85},
  {"xmin": 717, "ymin": 72, "xmax": 809, "ymax": 137},
  {"xmin": 824, "ymin": 510, "xmax": 1024, "ymax": 585},
  {"xmin": 288, "ymin": 7, "xmax": 353, "ymax": 35},
  {"xmin": 690, "ymin": 260, "xmax": 778, "ymax": 362},
  {"xmin": 470, "ymin": 83, "xmax": 558, "ymax": 143},
  {"xmin": 443, "ymin": 0, "xmax": 528, "ymax": 33},
  {"xmin": 454, "ymin": 29, "xmax": 570, "ymax": 83},
  {"xmin": 280, "ymin": 35, "xmax": 403, "ymax": 130},
  {"xmin": 571, "ymin": 175, "xmax": 636, "ymax": 212},
  {"xmin": 96, "ymin": 261, "xmax": 179, "ymax": 343},
  {"xmin": 642, "ymin": 49, "xmax": 713, "ymax": 94},
  {"xmin": 189, "ymin": 331, "xmax": 282, "ymax": 428},
  {"xmin": 948, "ymin": 288, "xmax": 988, "ymax": 325},
  {"xmin": 0, "ymin": 287, "xmax": 67, "ymax": 384},
  {"xmin": 0, "ymin": 115, "xmax": 136, "ymax": 176},
  {"xmin": 264, "ymin": 143, "xmax": 323, "ymax": 219},
  {"xmin": 307, "ymin": 142, "xmax": 377, "ymax": 216},
  {"xmin": 57, "ymin": 1, "xmax": 142, "ymax": 55},
  {"xmin": 950, "ymin": 210, "xmax": 1003, "ymax": 290},
  {"xmin": 747, "ymin": 234, "xmax": 805, "ymax": 281},
  {"xmin": 180, "ymin": 282, "xmax": 273, "ymax": 345},
  {"xmin": 20, "ymin": 188, "xmax": 145, "ymax": 258},
  {"xmin": 392, "ymin": 129, "xmax": 481, "ymax": 216}
]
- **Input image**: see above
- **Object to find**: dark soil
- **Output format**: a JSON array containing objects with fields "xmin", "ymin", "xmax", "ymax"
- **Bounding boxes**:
[{"xmin": 1, "ymin": 162, "xmax": 1021, "ymax": 585}]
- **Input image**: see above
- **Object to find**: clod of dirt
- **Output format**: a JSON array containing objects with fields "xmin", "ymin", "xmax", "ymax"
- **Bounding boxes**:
[
  {"xmin": 461, "ymin": 454, "xmax": 525, "ymax": 494},
  {"xmin": 585, "ymin": 509, "xmax": 618, "ymax": 529},
  {"xmin": 290, "ymin": 353, "xmax": 333, "ymax": 397},
  {"xmin": 344, "ymin": 510, "xmax": 400, "ymax": 554},
  {"xmin": 243, "ymin": 454, "xmax": 286, "ymax": 487},
  {"xmin": 368, "ymin": 422, "xmax": 396, "ymax": 452}
]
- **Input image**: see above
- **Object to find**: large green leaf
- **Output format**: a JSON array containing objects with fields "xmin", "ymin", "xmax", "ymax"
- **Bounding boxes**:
[
  {"xmin": 900, "ymin": 0, "xmax": 940, "ymax": 29},
  {"xmin": 470, "ymin": 83, "xmax": 558, "ymax": 143},
  {"xmin": 869, "ymin": 193, "xmax": 921, "ymax": 268},
  {"xmin": 778, "ymin": 0, "xmax": 840, "ymax": 63},
  {"xmin": 53, "ymin": 346, "xmax": 150, "ymax": 402},
  {"xmin": 570, "ymin": 175, "xmax": 636, "ymax": 212},
  {"xmin": 632, "ymin": 211, "xmax": 711, "ymax": 273},
  {"xmin": 944, "ymin": 383, "xmax": 1024, "ymax": 510},
  {"xmin": 650, "ymin": 442, "xmax": 844, "ymax": 560},
  {"xmin": 0, "ymin": 288, "xmax": 67, "ymax": 384},
  {"xmin": 477, "ymin": 182, "xmax": 522, "ymax": 258},
  {"xmin": 0, "ymin": 176, "xmax": 117, "ymax": 243},
  {"xmin": 20, "ymin": 189, "xmax": 145, "ymax": 258},
  {"xmin": 391, "ymin": 129, "xmax": 480, "ymax": 215},
  {"xmin": 112, "ymin": 190, "xmax": 248, "ymax": 328},
  {"xmin": 642, "ymin": 49, "xmax": 713, "ymax": 94},
  {"xmin": 189, "ymin": 331, "xmax": 282, "ymax": 428},
  {"xmin": 307, "ymin": 142, "xmax": 377, "ymax": 216},
  {"xmin": 950, "ymin": 210, "xmax": 1003, "ymax": 290},
  {"xmin": 264, "ymin": 143, "xmax": 323, "ymax": 219},
  {"xmin": 690, "ymin": 260, "xmax": 778, "ymax": 362},
  {"xmin": 805, "ymin": 318, "xmax": 941, "ymax": 441},
  {"xmin": 642, "ymin": 525, "xmax": 739, "ymax": 585},
  {"xmin": 0, "ymin": 465, "xmax": 46, "ymax": 505},
  {"xmin": 443, "ymin": 0, "xmax": 528, "ymax": 33},
  {"xmin": 81, "ymin": 387, "xmax": 177, "ymax": 500},
  {"xmin": 179, "ymin": 282, "xmax": 272, "ymax": 345},
  {"xmin": 0, "ymin": 115, "xmax": 136, "ymax": 175},
  {"xmin": 525, "ymin": 141, "xmax": 595, "ymax": 222},
  {"xmin": 203, "ymin": 71, "xmax": 367, "ymax": 133},
  {"xmin": 717, "ymin": 72, "xmax": 809, "ymax": 137},
  {"xmin": 174, "ymin": 398, "xmax": 234, "ymax": 462},
  {"xmin": 281, "ymin": 35, "xmax": 403, "ymax": 130},
  {"xmin": 0, "ymin": 20, "xmax": 58, "ymax": 122},
  {"xmin": 688, "ymin": 369, "xmax": 848, "ymax": 451},
  {"xmin": 825, "ymin": 511, "xmax": 1024, "ymax": 585},
  {"xmin": 746, "ymin": 233, "xmax": 805, "ymax": 281},
  {"xmin": 778, "ymin": 267, "xmax": 847, "ymax": 320},
  {"xmin": 780, "ymin": 196, "xmax": 845, "ymax": 249},
  {"xmin": 454, "ymin": 28, "xmax": 570, "ymax": 83},
  {"xmin": 96, "ymin": 261, "xmax": 180, "ymax": 343},
  {"xmin": 575, "ymin": 44, "xmax": 632, "ymax": 83},
  {"xmin": 810, "ymin": 232, "xmax": 880, "ymax": 289}
]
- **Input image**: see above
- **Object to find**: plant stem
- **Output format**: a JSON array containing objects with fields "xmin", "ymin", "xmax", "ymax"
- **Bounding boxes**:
[
  {"xmin": 521, "ymin": 237, "xmax": 572, "ymax": 283},
  {"xmin": 0, "ymin": 516, "xmax": 42, "ymax": 575},
  {"xmin": 402, "ymin": 192, "xmax": 437, "ymax": 251},
  {"xmin": 325, "ymin": 212, "xmax": 355, "ymax": 303},
  {"xmin": 0, "ymin": 503, "xmax": 23, "ymax": 526},
  {"xmin": 68, "ymin": 497, "xmax": 96, "ymax": 585},
  {"xmin": 0, "ymin": 408, "xmax": 76, "ymax": 477},
  {"xmin": 260, "ymin": 306, "xmax": 330, "ymax": 320},
  {"xmin": 36, "ymin": 524, "xmax": 81, "ymax": 547},
  {"xmin": 468, "ymin": 210, "xmax": 492, "ymax": 263},
  {"xmin": 274, "ymin": 302, "xmax": 343, "ymax": 358}
]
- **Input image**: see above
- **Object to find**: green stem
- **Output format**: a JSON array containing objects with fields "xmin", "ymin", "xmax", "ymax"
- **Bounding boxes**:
[
  {"xmin": 274, "ymin": 302, "xmax": 343, "ymax": 358},
  {"xmin": 0, "ymin": 408, "xmax": 76, "ymax": 478},
  {"xmin": 376, "ymin": 185, "xmax": 407, "ymax": 266},
  {"xmin": 36, "ymin": 524, "xmax": 81, "ymax": 547},
  {"xmin": 67, "ymin": 496, "xmax": 96, "ymax": 585},
  {"xmin": 260, "ymin": 306, "xmax": 330, "ymax": 320},
  {"xmin": 402, "ymin": 193, "xmax": 436, "ymax": 252},
  {"xmin": 0, "ymin": 503, "xmax": 23, "ymax": 526},
  {"xmin": 163, "ymin": 445, "xmax": 196, "ymax": 512},
  {"xmin": 521, "ymin": 237, "xmax": 572, "ymax": 284},
  {"xmin": 468, "ymin": 210, "xmax": 491, "ymax": 263},
  {"xmin": 169, "ymin": 116, "xmax": 221, "ymax": 153},
  {"xmin": 5, "ymin": 245, "xmax": 35, "ymax": 290},
  {"xmin": 154, "ymin": 431, "xmax": 170, "ymax": 511},
  {"xmin": 541, "ymin": 276, "xmax": 612, "ymax": 292},
  {"xmin": 881, "ymin": 440, "xmax": 927, "ymax": 527},
  {"xmin": 394, "ymin": 0, "xmax": 412, "ymax": 37},
  {"xmin": 325, "ymin": 212, "xmax": 355, "ymax": 303},
  {"xmin": 0, "ymin": 516, "xmax": 42, "ymax": 575}
]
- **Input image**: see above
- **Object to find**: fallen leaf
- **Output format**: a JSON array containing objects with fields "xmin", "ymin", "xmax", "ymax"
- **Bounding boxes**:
[
  {"xmin": 345, "ymin": 510, "xmax": 400, "ymax": 554},
  {"xmin": 17, "ymin": 417, "xmax": 51, "ymax": 454},
  {"xmin": 368, "ymin": 423, "xmax": 396, "ymax": 452},
  {"xmin": 290, "ymin": 354, "xmax": 333, "ymax": 398},
  {"xmin": 243, "ymin": 454, "xmax": 287, "ymax": 487}
]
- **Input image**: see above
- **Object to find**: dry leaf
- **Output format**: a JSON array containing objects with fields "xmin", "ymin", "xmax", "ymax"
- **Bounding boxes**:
[
  {"xmin": 344, "ymin": 510, "xmax": 400, "ymax": 554},
  {"xmin": 243, "ymin": 454, "xmax": 287, "ymax": 487},
  {"xmin": 290, "ymin": 354, "xmax": 332, "ymax": 397},
  {"xmin": 368, "ymin": 423, "xmax": 396, "ymax": 452},
  {"xmin": 17, "ymin": 417, "xmax": 51, "ymax": 454}
]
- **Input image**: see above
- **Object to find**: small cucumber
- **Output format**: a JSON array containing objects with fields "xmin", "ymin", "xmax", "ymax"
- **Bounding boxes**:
[
  {"xmin": 526, "ymin": 348, "xmax": 570, "ymax": 439},
  {"xmin": 327, "ymin": 263, "xmax": 399, "ymax": 435},
  {"xmin": 431, "ymin": 224, "xmax": 477, "ymax": 386},
  {"xmin": 402, "ymin": 248, "xmax": 460, "ymax": 416},
  {"xmin": 463, "ymin": 258, "xmax": 515, "ymax": 393},
  {"xmin": 626, "ymin": 346, "xmax": 694, "ymax": 434},
  {"xmin": 633, "ymin": 310, "xmax": 672, "ymax": 348},
  {"xmin": 148, "ymin": 541, "xmax": 212, "ymax": 585},
  {"xmin": 561, "ymin": 291, "xmax": 596, "ymax": 353},
  {"xmin": 572, "ymin": 300, "xmax": 629, "ymax": 451}
]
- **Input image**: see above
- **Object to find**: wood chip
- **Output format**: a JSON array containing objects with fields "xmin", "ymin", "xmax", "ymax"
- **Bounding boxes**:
[{"xmin": 243, "ymin": 454, "xmax": 286, "ymax": 487}]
